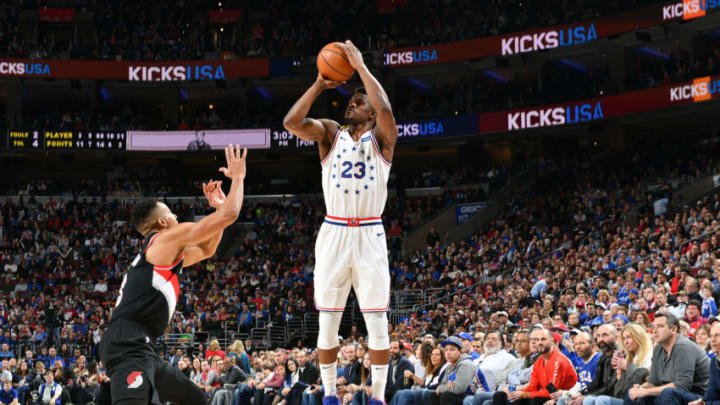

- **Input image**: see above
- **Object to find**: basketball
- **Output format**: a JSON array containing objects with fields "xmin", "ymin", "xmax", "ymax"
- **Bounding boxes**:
[{"xmin": 317, "ymin": 42, "xmax": 355, "ymax": 82}]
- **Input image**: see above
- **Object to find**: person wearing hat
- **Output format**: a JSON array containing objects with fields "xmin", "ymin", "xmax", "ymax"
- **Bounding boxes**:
[
  {"xmin": 459, "ymin": 333, "xmax": 481, "ymax": 361},
  {"xmin": 0, "ymin": 371, "xmax": 18, "ymax": 405},
  {"xmin": 426, "ymin": 336, "xmax": 487, "ymax": 405}
]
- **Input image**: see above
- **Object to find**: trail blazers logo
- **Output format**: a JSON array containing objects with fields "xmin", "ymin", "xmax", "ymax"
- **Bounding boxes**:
[{"xmin": 126, "ymin": 371, "xmax": 143, "ymax": 389}]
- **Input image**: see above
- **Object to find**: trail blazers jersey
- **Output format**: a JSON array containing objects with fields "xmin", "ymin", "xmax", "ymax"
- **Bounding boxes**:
[{"xmin": 111, "ymin": 232, "xmax": 183, "ymax": 339}]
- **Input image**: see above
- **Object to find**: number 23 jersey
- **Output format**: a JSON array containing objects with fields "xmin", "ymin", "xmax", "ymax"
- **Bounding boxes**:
[{"xmin": 320, "ymin": 128, "xmax": 391, "ymax": 218}]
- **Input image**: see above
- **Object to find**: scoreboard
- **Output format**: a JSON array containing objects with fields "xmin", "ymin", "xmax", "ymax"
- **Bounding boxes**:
[{"xmin": 8, "ymin": 130, "xmax": 126, "ymax": 151}]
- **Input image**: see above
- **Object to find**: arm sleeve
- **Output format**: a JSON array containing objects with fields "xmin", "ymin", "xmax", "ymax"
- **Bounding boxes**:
[
  {"xmin": 265, "ymin": 373, "xmax": 284, "ymax": 388},
  {"xmin": 669, "ymin": 346, "xmax": 699, "ymax": 392},
  {"xmin": 704, "ymin": 364, "xmax": 720, "ymax": 405},
  {"xmin": 447, "ymin": 362, "xmax": 476, "ymax": 395},
  {"xmin": 524, "ymin": 362, "xmax": 549, "ymax": 398},
  {"xmin": 648, "ymin": 353, "xmax": 660, "ymax": 386},
  {"xmin": 557, "ymin": 359, "xmax": 578, "ymax": 391}
]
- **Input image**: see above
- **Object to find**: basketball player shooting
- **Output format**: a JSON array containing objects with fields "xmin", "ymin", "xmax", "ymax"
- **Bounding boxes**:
[
  {"xmin": 98, "ymin": 145, "xmax": 247, "ymax": 405},
  {"xmin": 283, "ymin": 40, "xmax": 398, "ymax": 405}
]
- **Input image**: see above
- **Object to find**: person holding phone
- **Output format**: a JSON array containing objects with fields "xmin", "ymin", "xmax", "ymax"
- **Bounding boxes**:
[{"xmin": 493, "ymin": 328, "xmax": 577, "ymax": 405}]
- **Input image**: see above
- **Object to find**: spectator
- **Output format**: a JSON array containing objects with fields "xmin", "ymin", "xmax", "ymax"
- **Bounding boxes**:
[
  {"xmin": 227, "ymin": 341, "xmax": 251, "ymax": 375},
  {"xmin": 426, "ymin": 336, "xmax": 481, "ymax": 405},
  {"xmin": 625, "ymin": 313, "xmax": 710, "ymax": 405},
  {"xmin": 459, "ymin": 333, "xmax": 481, "ymax": 361},
  {"xmin": 556, "ymin": 331, "xmax": 601, "ymax": 405},
  {"xmin": 37, "ymin": 371, "xmax": 62, "ymax": 405},
  {"xmin": 493, "ymin": 328, "xmax": 577, "ymax": 405},
  {"xmin": 473, "ymin": 331, "xmax": 516, "ymax": 391},
  {"xmin": 69, "ymin": 376, "xmax": 93, "ymax": 405},
  {"xmin": 385, "ymin": 340, "xmax": 415, "ymax": 403},
  {"xmin": 0, "ymin": 372, "xmax": 18, "ymax": 405},
  {"xmin": 392, "ymin": 345, "xmax": 448, "ymax": 405},
  {"xmin": 207, "ymin": 339, "xmax": 227, "ymax": 361},
  {"xmin": 689, "ymin": 322, "xmax": 720, "ymax": 405}
]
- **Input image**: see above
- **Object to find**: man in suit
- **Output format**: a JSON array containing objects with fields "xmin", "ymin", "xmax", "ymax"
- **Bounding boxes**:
[{"xmin": 386, "ymin": 339, "xmax": 415, "ymax": 403}]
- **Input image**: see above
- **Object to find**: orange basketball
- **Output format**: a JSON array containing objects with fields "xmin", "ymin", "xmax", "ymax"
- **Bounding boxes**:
[{"xmin": 317, "ymin": 42, "xmax": 355, "ymax": 82}]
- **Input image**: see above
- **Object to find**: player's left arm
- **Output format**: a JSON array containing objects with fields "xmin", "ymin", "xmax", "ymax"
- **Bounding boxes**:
[
  {"xmin": 342, "ymin": 40, "xmax": 398, "ymax": 162},
  {"xmin": 183, "ymin": 180, "xmax": 225, "ymax": 267}
]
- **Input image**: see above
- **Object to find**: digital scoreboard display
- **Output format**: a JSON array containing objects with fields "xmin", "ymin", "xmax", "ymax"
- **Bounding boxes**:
[{"xmin": 7, "ymin": 130, "xmax": 126, "ymax": 150}]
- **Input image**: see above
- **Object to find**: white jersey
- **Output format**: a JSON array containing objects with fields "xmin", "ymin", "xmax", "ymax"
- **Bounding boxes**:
[{"xmin": 320, "ymin": 127, "xmax": 391, "ymax": 219}]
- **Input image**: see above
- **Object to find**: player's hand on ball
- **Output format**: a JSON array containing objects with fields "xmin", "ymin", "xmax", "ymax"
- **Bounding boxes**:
[
  {"xmin": 219, "ymin": 144, "xmax": 247, "ymax": 180},
  {"xmin": 342, "ymin": 40, "xmax": 364, "ymax": 70},
  {"xmin": 315, "ymin": 72, "xmax": 345, "ymax": 90}
]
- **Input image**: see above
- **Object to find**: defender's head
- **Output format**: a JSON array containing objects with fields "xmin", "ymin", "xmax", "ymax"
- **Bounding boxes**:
[
  {"xmin": 345, "ymin": 87, "xmax": 376, "ymax": 126},
  {"xmin": 130, "ymin": 199, "xmax": 178, "ymax": 236}
]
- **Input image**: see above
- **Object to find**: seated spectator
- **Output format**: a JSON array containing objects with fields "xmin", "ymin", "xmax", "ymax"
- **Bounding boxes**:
[
  {"xmin": 13, "ymin": 361, "xmax": 33, "ymax": 405},
  {"xmin": 345, "ymin": 352, "xmax": 372, "ymax": 405},
  {"xmin": 556, "ymin": 331, "xmax": 602, "ymax": 405},
  {"xmin": 227, "ymin": 341, "xmax": 251, "ymax": 374},
  {"xmin": 36, "ymin": 371, "xmax": 61, "ymax": 405},
  {"xmin": 69, "ymin": 376, "xmax": 93, "ymax": 405},
  {"xmin": 689, "ymin": 322, "xmax": 720, "ymax": 405},
  {"xmin": 625, "ymin": 313, "xmax": 709, "ymax": 405},
  {"xmin": 1, "ymin": 372, "xmax": 18, "ymax": 405},
  {"xmin": 473, "ymin": 331, "xmax": 517, "ymax": 392},
  {"xmin": 207, "ymin": 339, "xmax": 227, "ymax": 361},
  {"xmin": 425, "ymin": 336, "xmax": 482, "ymax": 405},
  {"xmin": 493, "ymin": 328, "xmax": 577, "ymax": 405},
  {"xmin": 390, "ymin": 345, "xmax": 448, "ymax": 405},
  {"xmin": 385, "ymin": 340, "xmax": 415, "ymax": 403}
]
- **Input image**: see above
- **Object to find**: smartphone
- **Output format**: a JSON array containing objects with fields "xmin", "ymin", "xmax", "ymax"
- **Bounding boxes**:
[{"xmin": 546, "ymin": 383, "xmax": 558, "ymax": 393}]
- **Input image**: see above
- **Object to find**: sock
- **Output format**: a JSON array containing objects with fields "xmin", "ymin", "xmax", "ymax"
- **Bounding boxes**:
[
  {"xmin": 320, "ymin": 361, "xmax": 337, "ymax": 397},
  {"xmin": 370, "ymin": 364, "xmax": 388, "ymax": 402}
]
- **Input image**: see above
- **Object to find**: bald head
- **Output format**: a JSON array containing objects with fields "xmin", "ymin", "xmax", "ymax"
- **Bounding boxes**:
[{"xmin": 710, "ymin": 323, "xmax": 720, "ymax": 353}]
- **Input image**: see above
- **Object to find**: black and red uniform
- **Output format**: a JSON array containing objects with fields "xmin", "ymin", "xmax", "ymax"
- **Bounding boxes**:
[{"xmin": 99, "ymin": 232, "xmax": 205, "ymax": 405}]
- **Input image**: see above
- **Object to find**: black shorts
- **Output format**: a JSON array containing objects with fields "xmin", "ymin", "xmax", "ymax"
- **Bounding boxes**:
[{"xmin": 99, "ymin": 319, "xmax": 205, "ymax": 405}]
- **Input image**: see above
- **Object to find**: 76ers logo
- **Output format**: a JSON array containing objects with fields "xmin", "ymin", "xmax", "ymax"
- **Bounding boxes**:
[{"xmin": 126, "ymin": 371, "xmax": 143, "ymax": 389}]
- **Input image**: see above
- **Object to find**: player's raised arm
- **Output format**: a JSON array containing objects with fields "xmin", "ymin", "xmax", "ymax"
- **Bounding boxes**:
[
  {"xmin": 341, "ymin": 40, "xmax": 399, "ymax": 161},
  {"xmin": 283, "ymin": 73, "xmax": 343, "ymax": 146},
  {"xmin": 153, "ymin": 145, "xmax": 247, "ymax": 254}
]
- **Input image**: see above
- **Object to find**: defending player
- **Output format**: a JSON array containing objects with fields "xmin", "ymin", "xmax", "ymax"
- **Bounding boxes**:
[
  {"xmin": 283, "ymin": 40, "xmax": 398, "ymax": 405},
  {"xmin": 98, "ymin": 145, "xmax": 247, "ymax": 405}
]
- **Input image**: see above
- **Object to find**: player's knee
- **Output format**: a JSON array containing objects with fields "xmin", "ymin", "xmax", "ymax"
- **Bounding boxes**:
[
  {"xmin": 362, "ymin": 312, "xmax": 389, "ymax": 350},
  {"xmin": 317, "ymin": 311, "xmax": 342, "ymax": 350}
]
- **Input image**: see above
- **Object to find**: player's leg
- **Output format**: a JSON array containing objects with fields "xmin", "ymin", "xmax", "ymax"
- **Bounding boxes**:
[
  {"xmin": 154, "ymin": 359, "xmax": 207, "ymax": 405},
  {"xmin": 352, "ymin": 227, "xmax": 391, "ymax": 404},
  {"xmin": 107, "ymin": 359, "xmax": 157, "ymax": 405},
  {"xmin": 314, "ymin": 224, "xmax": 354, "ymax": 403}
]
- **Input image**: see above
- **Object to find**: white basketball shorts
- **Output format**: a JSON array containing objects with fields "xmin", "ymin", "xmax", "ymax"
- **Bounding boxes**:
[{"xmin": 313, "ymin": 215, "xmax": 391, "ymax": 313}]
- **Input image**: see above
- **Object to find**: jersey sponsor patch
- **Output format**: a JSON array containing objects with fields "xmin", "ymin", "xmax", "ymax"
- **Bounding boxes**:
[{"xmin": 126, "ymin": 371, "xmax": 143, "ymax": 389}]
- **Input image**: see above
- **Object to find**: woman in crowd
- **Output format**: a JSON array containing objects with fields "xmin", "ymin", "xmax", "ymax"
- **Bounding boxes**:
[
  {"xmin": 409, "ymin": 341, "xmax": 432, "ymax": 386},
  {"xmin": 13, "ymin": 360, "xmax": 34, "ymax": 405},
  {"xmin": 206, "ymin": 339, "xmax": 226, "ymax": 360},
  {"xmin": 583, "ymin": 323, "xmax": 652, "ymax": 405},
  {"xmin": 695, "ymin": 324, "xmax": 713, "ymax": 358},
  {"xmin": 227, "ymin": 340, "xmax": 251, "ymax": 373},
  {"xmin": 389, "ymin": 345, "xmax": 448, "ymax": 405},
  {"xmin": 190, "ymin": 357, "xmax": 203, "ymax": 384},
  {"xmin": 346, "ymin": 352, "xmax": 372, "ymax": 405},
  {"xmin": 73, "ymin": 355, "xmax": 89, "ymax": 378},
  {"xmin": 272, "ymin": 358, "xmax": 299, "ymax": 405}
]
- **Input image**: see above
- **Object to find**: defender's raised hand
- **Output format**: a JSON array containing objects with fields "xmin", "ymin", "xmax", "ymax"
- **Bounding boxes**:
[{"xmin": 218, "ymin": 144, "xmax": 247, "ymax": 180}]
